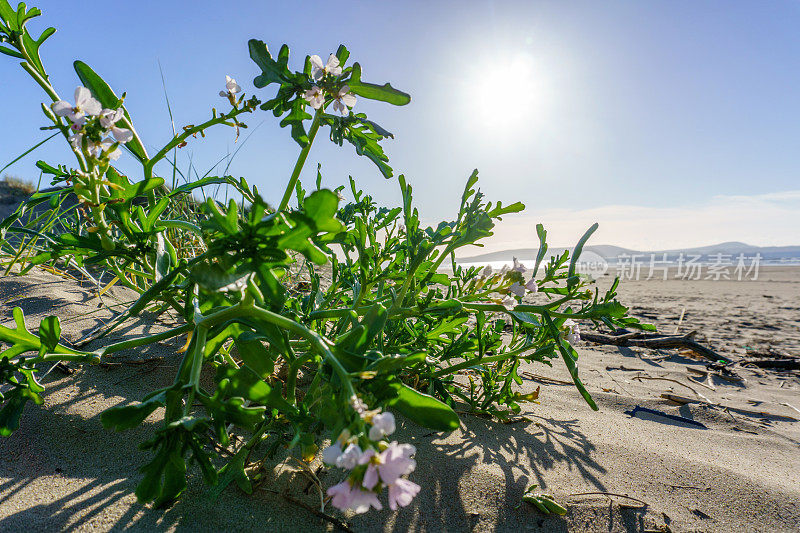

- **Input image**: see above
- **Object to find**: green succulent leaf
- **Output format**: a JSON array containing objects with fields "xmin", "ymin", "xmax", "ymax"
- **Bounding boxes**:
[
  {"xmin": 348, "ymin": 63, "xmax": 411, "ymax": 105},
  {"xmin": 387, "ymin": 383, "xmax": 460, "ymax": 431},
  {"xmin": 73, "ymin": 61, "xmax": 149, "ymax": 162}
]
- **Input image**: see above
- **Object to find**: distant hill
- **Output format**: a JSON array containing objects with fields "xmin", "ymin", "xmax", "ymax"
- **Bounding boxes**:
[{"xmin": 457, "ymin": 242, "xmax": 800, "ymax": 264}]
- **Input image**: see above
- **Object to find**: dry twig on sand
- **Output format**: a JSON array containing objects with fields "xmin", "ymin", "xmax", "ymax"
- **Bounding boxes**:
[
  {"xmin": 260, "ymin": 488, "xmax": 354, "ymax": 533},
  {"xmin": 581, "ymin": 330, "xmax": 725, "ymax": 362},
  {"xmin": 660, "ymin": 393, "xmax": 799, "ymax": 422}
]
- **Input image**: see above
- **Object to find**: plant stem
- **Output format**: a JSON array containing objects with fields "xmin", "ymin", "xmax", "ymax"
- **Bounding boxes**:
[
  {"xmin": 432, "ymin": 343, "xmax": 552, "ymax": 378},
  {"xmin": 247, "ymin": 306, "xmax": 356, "ymax": 399},
  {"xmin": 100, "ymin": 323, "xmax": 193, "ymax": 357},
  {"xmin": 277, "ymin": 111, "xmax": 321, "ymax": 212},
  {"xmin": 461, "ymin": 301, "xmax": 593, "ymax": 318},
  {"xmin": 143, "ymin": 105, "xmax": 255, "ymax": 180},
  {"xmin": 185, "ymin": 326, "xmax": 208, "ymax": 416}
]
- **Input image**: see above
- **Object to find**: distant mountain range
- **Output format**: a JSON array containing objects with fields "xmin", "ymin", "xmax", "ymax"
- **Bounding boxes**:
[{"xmin": 457, "ymin": 242, "xmax": 800, "ymax": 264}]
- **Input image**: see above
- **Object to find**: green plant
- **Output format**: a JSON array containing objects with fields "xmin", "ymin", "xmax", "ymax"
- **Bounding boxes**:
[{"xmin": 0, "ymin": 1, "xmax": 652, "ymax": 513}]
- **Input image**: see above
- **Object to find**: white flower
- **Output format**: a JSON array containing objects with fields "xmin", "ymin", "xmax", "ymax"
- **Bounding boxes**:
[
  {"xmin": 310, "ymin": 53, "xmax": 342, "ymax": 81},
  {"xmin": 219, "ymin": 75, "xmax": 242, "ymax": 97},
  {"xmin": 52, "ymin": 87, "xmax": 102, "ymax": 123},
  {"xmin": 68, "ymin": 132, "xmax": 83, "ymax": 150},
  {"xmin": 84, "ymin": 137, "xmax": 121, "ymax": 161},
  {"xmin": 563, "ymin": 319, "xmax": 581, "ymax": 344},
  {"xmin": 69, "ymin": 116, "xmax": 86, "ymax": 134},
  {"xmin": 322, "ymin": 442, "xmax": 343, "ymax": 466},
  {"xmin": 336, "ymin": 443, "xmax": 362, "ymax": 470},
  {"xmin": 525, "ymin": 278, "xmax": 538, "ymax": 293},
  {"xmin": 99, "ymin": 108, "xmax": 133, "ymax": 143},
  {"xmin": 501, "ymin": 295, "xmax": 516, "ymax": 311},
  {"xmin": 368, "ymin": 411, "xmax": 396, "ymax": 441},
  {"xmin": 481, "ymin": 264, "xmax": 492, "ymax": 278},
  {"xmin": 303, "ymin": 85, "xmax": 325, "ymax": 109},
  {"xmin": 332, "ymin": 85, "xmax": 356, "ymax": 114},
  {"xmin": 512, "ymin": 257, "xmax": 527, "ymax": 273},
  {"xmin": 508, "ymin": 282, "xmax": 526, "ymax": 298}
]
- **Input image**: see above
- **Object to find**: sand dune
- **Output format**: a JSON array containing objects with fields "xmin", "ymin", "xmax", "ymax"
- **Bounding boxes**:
[{"xmin": 1, "ymin": 268, "xmax": 798, "ymax": 532}]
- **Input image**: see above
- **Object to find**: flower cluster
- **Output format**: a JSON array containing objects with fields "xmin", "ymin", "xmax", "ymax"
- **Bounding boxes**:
[
  {"xmin": 323, "ymin": 411, "xmax": 421, "ymax": 513},
  {"xmin": 52, "ymin": 87, "xmax": 133, "ymax": 161},
  {"xmin": 302, "ymin": 53, "xmax": 356, "ymax": 114},
  {"xmin": 563, "ymin": 318, "xmax": 581, "ymax": 344},
  {"xmin": 478, "ymin": 257, "xmax": 539, "ymax": 310}
]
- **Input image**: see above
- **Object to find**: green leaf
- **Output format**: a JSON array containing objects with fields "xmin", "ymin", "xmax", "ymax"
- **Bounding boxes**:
[
  {"xmin": 101, "ymin": 391, "xmax": 167, "ymax": 431},
  {"xmin": 219, "ymin": 366, "xmax": 297, "ymax": 415},
  {"xmin": 0, "ymin": 388, "xmax": 41, "ymax": 437},
  {"xmin": 348, "ymin": 63, "xmax": 411, "ymax": 105},
  {"xmin": 234, "ymin": 332, "xmax": 275, "ymax": 378},
  {"xmin": 568, "ymin": 223, "xmax": 598, "ymax": 289},
  {"xmin": 279, "ymin": 98, "xmax": 311, "ymax": 146},
  {"xmin": 543, "ymin": 313, "xmax": 598, "ymax": 411},
  {"xmin": 106, "ymin": 167, "xmax": 164, "ymax": 202},
  {"xmin": 368, "ymin": 351, "xmax": 426, "ymax": 374},
  {"xmin": 249, "ymin": 39, "xmax": 292, "ymax": 87},
  {"xmin": 0, "ymin": 308, "xmax": 80, "ymax": 359},
  {"xmin": 37, "ymin": 316, "xmax": 60, "ymax": 356},
  {"xmin": 73, "ymin": 61, "xmax": 149, "ymax": 162},
  {"xmin": 532, "ymin": 223, "xmax": 548, "ymax": 278},
  {"xmin": 387, "ymin": 383, "xmax": 460, "ymax": 431}
]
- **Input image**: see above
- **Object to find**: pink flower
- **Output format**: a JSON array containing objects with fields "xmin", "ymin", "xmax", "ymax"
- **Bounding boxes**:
[
  {"xmin": 388, "ymin": 477, "xmax": 421, "ymax": 510},
  {"xmin": 377, "ymin": 442, "xmax": 416, "ymax": 484},
  {"xmin": 368, "ymin": 411, "xmax": 396, "ymax": 441},
  {"xmin": 512, "ymin": 257, "xmax": 527, "ymax": 273},
  {"xmin": 360, "ymin": 449, "xmax": 379, "ymax": 490},
  {"xmin": 349, "ymin": 488, "xmax": 383, "ymax": 514},
  {"xmin": 303, "ymin": 86, "xmax": 324, "ymax": 109},
  {"xmin": 332, "ymin": 85, "xmax": 356, "ymax": 114},
  {"xmin": 336, "ymin": 443, "xmax": 362, "ymax": 470},
  {"xmin": 508, "ymin": 282, "xmax": 526, "ymax": 298},
  {"xmin": 327, "ymin": 480, "xmax": 355, "ymax": 509},
  {"xmin": 525, "ymin": 278, "xmax": 538, "ymax": 293},
  {"xmin": 327, "ymin": 480, "xmax": 383, "ymax": 514}
]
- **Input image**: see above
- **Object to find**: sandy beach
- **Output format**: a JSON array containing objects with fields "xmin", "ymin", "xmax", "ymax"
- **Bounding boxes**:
[{"xmin": 1, "ymin": 267, "xmax": 798, "ymax": 532}]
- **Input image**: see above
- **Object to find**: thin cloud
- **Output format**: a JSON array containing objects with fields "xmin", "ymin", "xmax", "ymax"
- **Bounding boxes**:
[{"xmin": 479, "ymin": 190, "xmax": 800, "ymax": 252}]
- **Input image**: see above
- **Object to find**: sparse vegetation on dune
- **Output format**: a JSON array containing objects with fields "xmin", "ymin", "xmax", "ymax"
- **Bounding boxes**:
[{"xmin": 0, "ymin": 0, "xmax": 651, "ymax": 519}]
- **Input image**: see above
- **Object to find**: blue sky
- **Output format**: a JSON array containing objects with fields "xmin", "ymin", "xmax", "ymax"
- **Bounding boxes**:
[{"xmin": 3, "ymin": 0, "xmax": 800, "ymax": 250}]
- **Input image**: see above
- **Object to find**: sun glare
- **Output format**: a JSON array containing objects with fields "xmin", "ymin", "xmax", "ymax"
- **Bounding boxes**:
[{"xmin": 467, "ymin": 52, "xmax": 545, "ymax": 136}]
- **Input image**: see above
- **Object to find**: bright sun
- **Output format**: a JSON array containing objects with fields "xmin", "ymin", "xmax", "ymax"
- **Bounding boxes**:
[{"xmin": 466, "ymin": 52, "xmax": 547, "ymax": 137}]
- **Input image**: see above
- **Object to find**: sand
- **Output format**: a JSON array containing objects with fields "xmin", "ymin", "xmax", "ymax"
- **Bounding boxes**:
[{"xmin": 1, "ymin": 267, "xmax": 799, "ymax": 532}]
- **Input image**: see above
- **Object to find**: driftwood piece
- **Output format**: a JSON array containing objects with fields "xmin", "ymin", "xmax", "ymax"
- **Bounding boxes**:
[
  {"xmin": 661, "ymin": 393, "xmax": 799, "ymax": 422},
  {"xmin": 744, "ymin": 359, "xmax": 800, "ymax": 370},
  {"xmin": 581, "ymin": 331, "xmax": 726, "ymax": 362}
]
